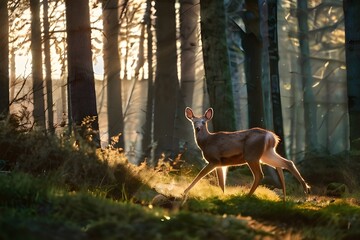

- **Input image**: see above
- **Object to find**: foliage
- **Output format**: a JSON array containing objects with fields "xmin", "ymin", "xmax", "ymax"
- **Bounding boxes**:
[
  {"xmin": 2, "ymin": 170, "xmax": 360, "ymax": 239},
  {"xmin": 0, "ymin": 173, "xmax": 270, "ymax": 240},
  {"xmin": 0, "ymin": 116, "xmax": 143, "ymax": 200},
  {"xmin": 2, "ymin": 118, "xmax": 360, "ymax": 239},
  {"xmin": 301, "ymin": 153, "xmax": 360, "ymax": 194}
]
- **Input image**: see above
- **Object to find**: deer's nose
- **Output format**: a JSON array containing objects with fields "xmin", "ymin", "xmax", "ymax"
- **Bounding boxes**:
[{"xmin": 195, "ymin": 127, "xmax": 201, "ymax": 132}]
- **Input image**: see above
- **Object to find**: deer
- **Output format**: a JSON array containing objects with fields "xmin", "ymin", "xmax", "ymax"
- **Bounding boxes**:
[{"xmin": 183, "ymin": 107, "xmax": 310, "ymax": 201}]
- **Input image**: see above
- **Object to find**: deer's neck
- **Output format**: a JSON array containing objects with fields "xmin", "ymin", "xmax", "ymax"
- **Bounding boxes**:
[{"xmin": 195, "ymin": 127, "xmax": 211, "ymax": 149}]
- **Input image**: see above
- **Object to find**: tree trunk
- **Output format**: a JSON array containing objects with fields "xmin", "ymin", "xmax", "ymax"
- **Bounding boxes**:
[
  {"xmin": 30, "ymin": 0, "xmax": 46, "ymax": 127},
  {"xmin": 0, "ymin": 0, "xmax": 9, "ymax": 117},
  {"xmin": 153, "ymin": 0, "xmax": 179, "ymax": 159},
  {"xmin": 180, "ymin": 0, "xmax": 199, "ymax": 108},
  {"xmin": 267, "ymin": 0, "xmax": 286, "ymax": 157},
  {"xmin": 102, "ymin": 0, "xmax": 124, "ymax": 148},
  {"xmin": 258, "ymin": 0, "xmax": 272, "ymax": 131},
  {"xmin": 297, "ymin": 0, "xmax": 318, "ymax": 153},
  {"xmin": 225, "ymin": 0, "xmax": 248, "ymax": 131},
  {"xmin": 10, "ymin": 48, "xmax": 15, "ymax": 105},
  {"xmin": 43, "ymin": 0, "xmax": 54, "ymax": 133},
  {"xmin": 241, "ymin": 0, "xmax": 265, "ymax": 129},
  {"xmin": 241, "ymin": 0, "xmax": 280, "ymax": 188},
  {"xmin": 179, "ymin": 0, "xmax": 200, "ymax": 152},
  {"xmin": 142, "ymin": 0, "xmax": 155, "ymax": 163},
  {"xmin": 65, "ymin": 0, "xmax": 100, "ymax": 145},
  {"xmin": 344, "ymin": 0, "xmax": 360, "ymax": 150},
  {"xmin": 200, "ymin": 0, "xmax": 236, "ymax": 132}
]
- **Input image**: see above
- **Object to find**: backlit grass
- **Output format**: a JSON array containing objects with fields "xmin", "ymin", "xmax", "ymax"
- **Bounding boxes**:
[{"xmin": 1, "ymin": 118, "xmax": 360, "ymax": 239}]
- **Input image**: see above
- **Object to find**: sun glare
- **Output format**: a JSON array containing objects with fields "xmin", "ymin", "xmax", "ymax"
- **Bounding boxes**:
[{"xmin": 10, "ymin": 1, "xmax": 147, "ymax": 82}]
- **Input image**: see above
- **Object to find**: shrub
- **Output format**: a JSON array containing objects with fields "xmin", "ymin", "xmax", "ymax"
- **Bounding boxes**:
[{"xmin": 0, "ymin": 117, "xmax": 146, "ymax": 201}]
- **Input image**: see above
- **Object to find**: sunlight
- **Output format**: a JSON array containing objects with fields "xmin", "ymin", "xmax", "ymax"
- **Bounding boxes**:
[
  {"xmin": 9, "ymin": 0, "xmax": 131, "ymax": 82},
  {"xmin": 312, "ymin": 81, "xmax": 320, "ymax": 88},
  {"xmin": 15, "ymin": 55, "xmax": 32, "ymax": 77}
]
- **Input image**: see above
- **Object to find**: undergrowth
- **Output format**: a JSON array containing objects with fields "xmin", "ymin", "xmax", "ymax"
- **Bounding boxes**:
[
  {"xmin": 0, "ymin": 115, "xmax": 147, "ymax": 200},
  {"xmin": 1, "ymin": 116, "xmax": 360, "ymax": 239},
  {"xmin": 0, "ymin": 173, "xmax": 269, "ymax": 240}
]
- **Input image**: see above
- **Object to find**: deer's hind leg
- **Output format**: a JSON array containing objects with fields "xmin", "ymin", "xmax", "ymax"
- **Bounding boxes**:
[
  {"xmin": 262, "ymin": 150, "xmax": 310, "ymax": 194},
  {"xmin": 247, "ymin": 160, "xmax": 264, "ymax": 197}
]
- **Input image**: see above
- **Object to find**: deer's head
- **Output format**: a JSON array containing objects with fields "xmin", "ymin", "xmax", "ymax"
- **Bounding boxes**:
[{"xmin": 185, "ymin": 107, "xmax": 213, "ymax": 133}]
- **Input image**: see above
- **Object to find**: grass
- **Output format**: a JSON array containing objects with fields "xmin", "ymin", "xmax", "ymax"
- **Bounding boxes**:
[
  {"xmin": 1, "ymin": 118, "xmax": 360, "ymax": 239},
  {"xmin": 2, "ymin": 171, "xmax": 360, "ymax": 239},
  {"xmin": 186, "ymin": 194, "xmax": 360, "ymax": 239},
  {"xmin": 0, "ymin": 173, "xmax": 271, "ymax": 240}
]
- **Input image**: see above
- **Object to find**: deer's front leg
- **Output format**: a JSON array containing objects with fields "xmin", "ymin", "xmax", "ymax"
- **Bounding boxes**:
[
  {"xmin": 216, "ymin": 167, "xmax": 228, "ymax": 193},
  {"xmin": 247, "ymin": 161, "xmax": 264, "ymax": 196},
  {"xmin": 183, "ymin": 163, "xmax": 217, "ymax": 196},
  {"xmin": 276, "ymin": 167, "xmax": 286, "ymax": 201}
]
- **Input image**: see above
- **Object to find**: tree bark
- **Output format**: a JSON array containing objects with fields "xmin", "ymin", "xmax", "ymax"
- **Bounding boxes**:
[
  {"xmin": 200, "ymin": 0, "xmax": 236, "ymax": 132},
  {"xmin": 179, "ymin": 0, "xmax": 200, "ymax": 153},
  {"xmin": 241, "ymin": 0, "xmax": 265, "ymax": 129},
  {"xmin": 43, "ymin": 0, "xmax": 54, "ymax": 133},
  {"xmin": 297, "ymin": 0, "xmax": 318, "ymax": 153},
  {"xmin": 241, "ymin": 0, "xmax": 280, "ymax": 188},
  {"xmin": 102, "ymin": 0, "xmax": 124, "ymax": 148},
  {"xmin": 153, "ymin": 0, "xmax": 179, "ymax": 159},
  {"xmin": 30, "ymin": 0, "xmax": 46, "ymax": 127},
  {"xmin": 267, "ymin": 0, "xmax": 286, "ymax": 157},
  {"xmin": 0, "ymin": 0, "xmax": 9, "ymax": 117},
  {"xmin": 141, "ymin": 0, "xmax": 155, "ymax": 163},
  {"xmin": 180, "ymin": 0, "xmax": 199, "ymax": 107},
  {"xmin": 344, "ymin": 0, "xmax": 360, "ymax": 150},
  {"xmin": 65, "ymin": 0, "xmax": 100, "ymax": 145}
]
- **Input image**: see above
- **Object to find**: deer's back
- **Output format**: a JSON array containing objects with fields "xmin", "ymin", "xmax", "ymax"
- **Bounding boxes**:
[{"xmin": 198, "ymin": 128, "xmax": 272, "ymax": 161}]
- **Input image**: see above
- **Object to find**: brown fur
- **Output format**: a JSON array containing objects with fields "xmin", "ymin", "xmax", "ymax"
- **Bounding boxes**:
[{"xmin": 184, "ymin": 107, "xmax": 310, "ymax": 200}]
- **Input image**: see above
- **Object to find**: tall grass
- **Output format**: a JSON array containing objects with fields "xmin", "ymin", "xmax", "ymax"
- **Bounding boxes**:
[
  {"xmin": 0, "ymin": 116, "xmax": 149, "ymax": 200},
  {"xmin": 2, "ymin": 116, "xmax": 360, "ymax": 239}
]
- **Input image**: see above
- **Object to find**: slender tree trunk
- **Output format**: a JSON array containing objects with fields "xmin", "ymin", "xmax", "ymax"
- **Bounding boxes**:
[
  {"xmin": 30, "ymin": 0, "xmax": 46, "ymax": 127},
  {"xmin": 241, "ymin": 0, "xmax": 265, "ymax": 129},
  {"xmin": 102, "ymin": 0, "xmax": 124, "ymax": 148},
  {"xmin": 297, "ymin": 0, "xmax": 318, "ymax": 153},
  {"xmin": 179, "ymin": 0, "xmax": 200, "ymax": 152},
  {"xmin": 180, "ymin": 0, "xmax": 199, "ymax": 107},
  {"xmin": 200, "ymin": 0, "xmax": 236, "ymax": 132},
  {"xmin": 344, "ymin": 0, "xmax": 360, "ymax": 150},
  {"xmin": 10, "ymin": 48, "xmax": 15, "ymax": 104},
  {"xmin": 259, "ymin": 0, "xmax": 272, "ymax": 130},
  {"xmin": 241, "ymin": 0, "xmax": 280, "ymax": 188},
  {"xmin": 0, "ymin": 0, "xmax": 9, "ymax": 117},
  {"xmin": 267, "ymin": 0, "xmax": 286, "ymax": 157},
  {"xmin": 225, "ymin": 0, "xmax": 248, "ymax": 130},
  {"xmin": 65, "ymin": 0, "xmax": 100, "ymax": 145},
  {"xmin": 43, "ymin": 0, "xmax": 54, "ymax": 133},
  {"xmin": 153, "ymin": 0, "xmax": 179, "ymax": 159},
  {"xmin": 142, "ymin": 0, "xmax": 154, "ymax": 163}
]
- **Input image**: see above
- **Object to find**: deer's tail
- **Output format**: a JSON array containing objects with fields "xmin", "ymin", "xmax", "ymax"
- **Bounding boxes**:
[{"xmin": 264, "ymin": 131, "xmax": 280, "ymax": 150}]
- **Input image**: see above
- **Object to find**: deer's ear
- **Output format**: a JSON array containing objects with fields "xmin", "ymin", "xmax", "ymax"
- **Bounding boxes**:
[
  {"xmin": 185, "ymin": 107, "xmax": 194, "ymax": 120},
  {"xmin": 204, "ymin": 108, "xmax": 213, "ymax": 120}
]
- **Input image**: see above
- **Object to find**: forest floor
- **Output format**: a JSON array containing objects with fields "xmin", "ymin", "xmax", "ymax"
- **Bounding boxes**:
[
  {"xmin": 1, "ymin": 122, "xmax": 360, "ymax": 239},
  {"xmin": 2, "ymin": 167, "xmax": 360, "ymax": 240},
  {"xmin": 149, "ymin": 178, "xmax": 360, "ymax": 240}
]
